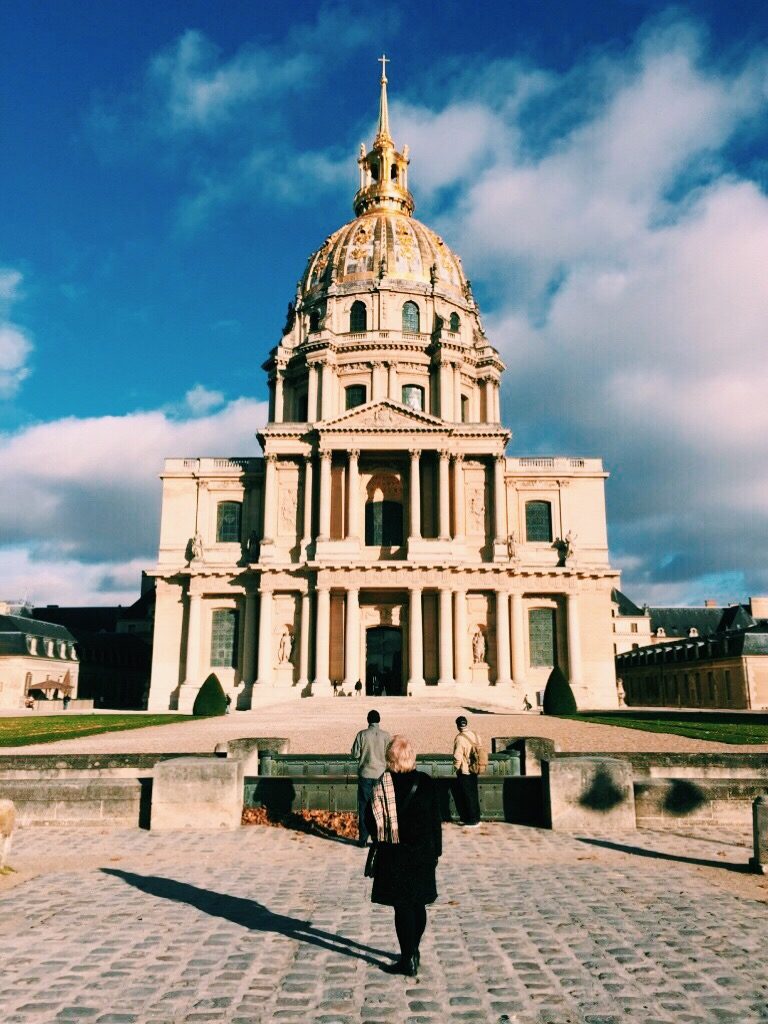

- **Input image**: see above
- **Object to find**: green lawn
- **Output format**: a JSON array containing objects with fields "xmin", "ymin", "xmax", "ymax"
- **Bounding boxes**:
[
  {"xmin": 571, "ymin": 714, "xmax": 768, "ymax": 745},
  {"xmin": 0, "ymin": 714, "xmax": 191, "ymax": 747}
]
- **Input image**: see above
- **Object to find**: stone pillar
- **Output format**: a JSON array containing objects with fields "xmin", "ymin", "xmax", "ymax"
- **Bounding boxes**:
[
  {"xmin": 347, "ymin": 449, "xmax": 360, "ymax": 541},
  {"xmin": 241, "ymin": 591, "xmax": 257, "ymax": 686},
  {"xmin": 314, "ymin": 586, "xmax": 331, "ymax": 692},
  {"xmin": 453, "ymin": 588, "xmax": 469, "ymax": 685},
  {"xmin": 511, "ymin": 590, "xmax": 527, "ymax": 688},
  {"xmin": 344, "ymin": 587, "xmax": 360, "ymax": 688},
  {"xmin": 183, "ymin": 591, "xmax": 202, "ymax": 690},
  {"xmin": 495, "ymin": 590, "xmax": 512, "ymax": 686},
  {"xmin": 301, "ymin": 455, "xmax": 314, "ymax": 551},
  {"xmin": 545, "ymin": 757, "xmax": 635, "ymax": 831},
  {"xmin": 438, "ymin": 449, "xmax": 451, "ymax": 541},
  {"xmin": 409, "ymin": 449, "xmax": 421, "ymax": 541},
  {"xmin": 298, "ymin": 591, "xmax": 311, "ymax": 691},
  {"xmin": 453, "ymin": 454, "xmax": 465, "ymax": 540},
  {"xmin": 307, "ymin": 363, "xmax": 319, "ymax": 422},
  {"xmin": 493, "ymin": 454, "xmax": 506, "ymax": 544},
  {"xmin": 371, "ymin": 362, "xmax": 385, "ymax": 401},
  {"xmin": 263, "ymin": 454, "xmax": 278, "ymax": 543},
  {"xmin": 408, "ymin": 587, "xmax": 425, "ymax": 690},
  {"xmin": 255, "ymin": 589, "xmax": 273, "ymax": 688},
  {"xmin": 318, "ymin": 450, "xmax": 332, "ymax": 541},
  {"xmin": 387, "ymin": 362, "xmax": 399, "ymax": 401},
  {"xmin": 484, "ymin": 378, "xmax": 494, "ymax": 422},
  {"xmin": 453, "ymin": 362, "xmax": 462, "ymax": 422},
  {"xmin": 494, "ymin": 382, "xmax": 501, "ymax": 422},
  {"xmin": 567, "ymin": 592, "xmax": 584, "ymax": 691},
  {"xmin": 439, "ymin": 360, "xmax": 453, "ymax": 420},
  {"xmin": 274, "ymin": 371, "xmax": 284, "ymax": 423},
  {"xmin": 320, "ymin": 360, "xmax": 333, "ymax": 420},
  {"xmin": 750, "ymin": 796, "xmax": 768, "ymax": 874},
  {"xmin": 438, "ymin": 587, "xmax": 454, "ymax": 687}
]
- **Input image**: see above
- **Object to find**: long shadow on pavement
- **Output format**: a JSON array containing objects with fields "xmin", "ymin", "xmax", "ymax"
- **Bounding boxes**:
[
  {"xmin": 577, "ymin": 837, "xmax": 751, "ymax": 873},
  {"xmin": 103, "ymin": 868, "xmax": 394, "ymax": 965}
]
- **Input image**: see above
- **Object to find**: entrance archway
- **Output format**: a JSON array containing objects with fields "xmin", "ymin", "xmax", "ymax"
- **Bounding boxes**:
[{"xmin": 365, "ymin": 626, "xmax": 403, "ymax": 696}]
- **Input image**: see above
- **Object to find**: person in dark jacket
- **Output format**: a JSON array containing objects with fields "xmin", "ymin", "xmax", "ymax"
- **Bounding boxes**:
[{"xmin": 365, "ymin": 735, "xmax": 442, "ymax": 977}]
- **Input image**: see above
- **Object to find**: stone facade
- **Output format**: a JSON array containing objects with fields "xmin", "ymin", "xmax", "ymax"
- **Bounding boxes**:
[
  {"xmin": 0, "ymin": 604, "xmax": 79, "ymax": 709},
  {"xmin": 147, "ymin": 67, "xmax": 620, "ymax": 712}
]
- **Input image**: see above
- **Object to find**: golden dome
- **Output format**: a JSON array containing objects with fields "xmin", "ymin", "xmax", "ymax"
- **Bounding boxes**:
[{"xmin": 302, "ymin": 212, "xmax": 468, "ymax": 298}]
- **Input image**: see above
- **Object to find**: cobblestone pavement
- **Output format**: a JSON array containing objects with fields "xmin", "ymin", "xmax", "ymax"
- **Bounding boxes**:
[
  {"xmin": 2, "ymin": 823, "xmax": 768, "ymax": 1024},
  {"xmin": 8, "ymin": 698, "xmax": 768, "ymax": 756}
]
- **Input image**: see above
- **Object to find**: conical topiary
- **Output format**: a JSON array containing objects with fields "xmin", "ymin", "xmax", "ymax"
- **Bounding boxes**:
[
  {"xmin": 542, "ymin": 665, "xmax": 577, "ymax": 715},
  {"xmin": 192, "ymin": 673, "xmax": 228, "ymax": 717}
]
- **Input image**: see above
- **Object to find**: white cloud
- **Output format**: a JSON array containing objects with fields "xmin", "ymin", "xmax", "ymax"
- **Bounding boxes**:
[
  {"xmin": 182, "ymin": 383, "xmax": 225, "ymax": 416},
  {"xmin": 0, "ymin": 395, "xmax": 268, "ymax": 604},
  {"xmin": 0, "ymin": 268, "xmax": 33, "ymax": 397}
]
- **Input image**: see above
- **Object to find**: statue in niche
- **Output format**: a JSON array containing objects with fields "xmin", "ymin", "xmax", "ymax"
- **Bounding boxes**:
[
  {"xmin": 506, "ymin": 530, "xmax": 518, "ymax": 560},
  {"xmin": 280, "ymin": 488, "xmax": 297, "ymax": 531},
  {"xmin": 472, "ymin": 628, "xmax": 486, "ymax": 665},
  {"xmin": 278, "ymin": 629, "xmax": 295, "ymax": 665},
  {"xmin": 189, "ymin": 532, "xmax": 203, "ymax": 563},
  {"xmin": 468, "ymin": 489, "xmax": 485, "ymax": 533}
]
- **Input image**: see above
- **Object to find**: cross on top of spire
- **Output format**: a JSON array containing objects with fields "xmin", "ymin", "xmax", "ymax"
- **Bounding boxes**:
[{"xmin": 378, "ymin": 53, "xmax": 389, "ymax": 82}]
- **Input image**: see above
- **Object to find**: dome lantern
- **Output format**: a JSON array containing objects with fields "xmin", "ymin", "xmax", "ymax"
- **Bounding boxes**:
[{"xmin": 353, "ymin": 56, "xmax": 414, "ymax": 218}]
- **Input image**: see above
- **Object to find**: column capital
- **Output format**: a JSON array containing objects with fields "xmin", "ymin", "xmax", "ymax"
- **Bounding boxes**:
[
  {"xmin": 265, "ymin": 453, "xmax": 278, "ymax": 464},
  {"xmin": 439, "ymin": 448, "xmax": 451, "ymax": 461},
  {"xmin": 409, "ymin": 584, "xmax": 423, "ymax": 594},
  {"xmin": 409, "ymin": 447, "xmax": 422, "ymax": 459},
  {"xmin": 453, "ymin": 452, "xmax": 465, "ymax": 464},
  {"xmin": 348, "ymin": 448, "xmax": 360, "ymax": 461},
  {"xmin": 320, "ymin": 449, "xmax": 333, "ymax": 462},
  {"xmin": 494, "ymin": 453, "xmax": 506, "ymax": 465},
  {"xmin": 346, "ymin": 585, "xmax": 360, "ymax": 596}
]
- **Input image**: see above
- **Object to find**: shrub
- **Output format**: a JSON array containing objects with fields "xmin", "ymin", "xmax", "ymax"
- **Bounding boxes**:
[
  {"xmin": 542, "ymin": 666, "xmax": 577, "ymax": 715},
  {"xmin": 192, "ymin": 674, "xmax": 228, "ymax": 717}
]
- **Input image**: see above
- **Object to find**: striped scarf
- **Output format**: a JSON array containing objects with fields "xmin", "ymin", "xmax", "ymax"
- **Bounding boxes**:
[{"xmin": 371, "ymin": 771, "xmax": 399, "ymax": 844}]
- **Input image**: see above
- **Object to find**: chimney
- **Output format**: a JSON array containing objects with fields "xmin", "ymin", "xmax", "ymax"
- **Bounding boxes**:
[
  {"xmin": 704, "ymin": 600, "xmax": 717, "ymax": 608},
  {"xmin": 750, "ymin": 596, "xmax": 768, "ymax": 618}
]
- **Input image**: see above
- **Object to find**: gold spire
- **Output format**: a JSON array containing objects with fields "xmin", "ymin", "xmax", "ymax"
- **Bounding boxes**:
[{"xmin": 353, "ymin": 56, "xmax": 414, "ymax": 217}]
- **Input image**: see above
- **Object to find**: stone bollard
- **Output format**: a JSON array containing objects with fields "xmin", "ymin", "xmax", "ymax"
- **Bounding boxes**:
[
  {"xmin": 151, "ymin": 757, "xmax": 243, "ymax": 831},
  {"xmin": 750, "ymin": 796, "xmax": 768, "ymax": 874},
  {"xmin": 544, "ymin": 756, "xmax": 635, "ymax": 831},
  {"xmin": 226, "ymin": 737, "xmax": 290, "ymax": 776}
]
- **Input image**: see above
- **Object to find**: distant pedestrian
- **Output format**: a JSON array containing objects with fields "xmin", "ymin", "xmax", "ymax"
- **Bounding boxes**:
[
  {"xmin": 351, "ymin": 710, "xmax": 391, "ymax": 848},
  {"xmin": 355, "ymin": 679, "xmax": 363, "ymax": 696},
  {"xmin": 523, "ymin": 694, "xmax": 532, "ymax": 711},
  {"xmin": 62, "ymin": 694, "xmax": 71, "ymax": 711},
  {"xmin": 225, "ymin": 694, "xmax": 232, "ymax": 714},
  {"xmin": 365, "ymin": 736, "xmax": 442, "ymax": 977},
  {"xmin": 452, "ymin": 716, "xmax": 482, "ymax": 827}
]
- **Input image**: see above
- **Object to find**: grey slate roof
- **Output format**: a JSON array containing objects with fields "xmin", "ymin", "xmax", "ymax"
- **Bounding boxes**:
[
  {"xmin": 649, "ymin": 607, "xmax": 726, "ymax": 637},
  {"xmin": 0, "ymin": 614, "xmax": 74, "ymax": 641},
  {"xmin": 611, "ymin": 589, "xmax": 646, "ymax": 617}
]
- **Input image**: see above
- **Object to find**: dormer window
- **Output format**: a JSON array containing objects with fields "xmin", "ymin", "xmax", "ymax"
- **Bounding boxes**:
[
  {"xmin": 350, "ymin": 301, "xmax": 367, "ymax": 333},
  {"xmin": 449, "ymin": 312, "xmax": 460, "ymax": 332},
  {"xmin": 309, "ymin": 310, "xmax": 320, "ymax": 332}
]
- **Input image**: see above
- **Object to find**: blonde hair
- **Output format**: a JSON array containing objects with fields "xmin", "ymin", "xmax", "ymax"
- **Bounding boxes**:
[{"xmin": 386, "ymin": 735, "xmax": 416, "ymax": 773}]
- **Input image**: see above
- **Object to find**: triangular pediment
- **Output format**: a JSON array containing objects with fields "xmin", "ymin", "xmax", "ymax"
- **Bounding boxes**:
[{"xmin": 319, "ymin": 399, "xmax": 446, "ymax": 432}]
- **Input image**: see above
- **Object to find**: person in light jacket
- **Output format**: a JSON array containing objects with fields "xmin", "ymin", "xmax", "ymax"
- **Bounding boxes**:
[
  {"xmin": 452, "ymin": 715, "xmax": 481, "ymax": 827},
  {"xmin": 351, "ymin": 710, "xmax": 391, "ymax": 847},
  {"xmin": 365, "ymin": 736, "xmax": 442, "ymax": 977}
]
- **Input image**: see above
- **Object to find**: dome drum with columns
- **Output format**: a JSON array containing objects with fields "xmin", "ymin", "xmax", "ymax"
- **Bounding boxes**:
[{"xmin": 146, "ymin": 61, "xmax": 621, "ymax": 712}]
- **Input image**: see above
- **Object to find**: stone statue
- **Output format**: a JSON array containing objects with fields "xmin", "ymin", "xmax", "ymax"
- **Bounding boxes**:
[
  {"xmin": 278, "ymin": 630, "xmax": 294, "ymax": 665},
  {"xmin": 472, "ymin": 628, "xmax": 486, "ymax": 664},
  {"xmin": 554, "ymin": 531, "xmax": 576, "ymax": 567},
  {"xmin": 565, "ymin": 530, "xmax": 577, "ymax": 559},
  {"xmin": 189, "ymin": 532, "xmax": 203, "ymax": 562},
  {"xmin": 507, "ymin": 530, "xmax": 518, "ymax": 560},
  {"xmin": 616, "ymin": 677, "xmax": 626, "ymax": 707}
]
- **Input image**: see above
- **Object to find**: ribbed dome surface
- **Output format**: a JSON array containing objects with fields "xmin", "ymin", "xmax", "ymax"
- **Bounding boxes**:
[{"xmin": 302, "ymin": 211, "xmax": 468, "ymax": 299}]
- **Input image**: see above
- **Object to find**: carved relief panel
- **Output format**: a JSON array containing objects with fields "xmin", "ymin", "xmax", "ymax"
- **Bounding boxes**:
[{"xmin": 277, "ymin": 464, "xmax": 301, "ymax": 540}]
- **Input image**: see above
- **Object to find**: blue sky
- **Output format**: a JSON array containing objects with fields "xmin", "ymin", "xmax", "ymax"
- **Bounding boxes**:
[{"xmin": 1, "ymin": 1, "xmax": 767, "ymax": 606}]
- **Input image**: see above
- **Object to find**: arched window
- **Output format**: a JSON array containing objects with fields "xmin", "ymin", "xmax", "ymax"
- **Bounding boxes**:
[
  {"xmin": 365, "ymin": 501, "xmax": 404, "ymax": 547},
  {"xmin": 345, "ymin": 384, "xmax": 367, "ymax": 409},
  {"xmin": 391, "ymin": 164, "xmax": 398, "ymax": 181},
  {"xmin": 402, "ymin": 301, "xmax": 420, "ymax": 332},
  {"xmin": 525, "ymin": 500, "xmax": 552, "ymax": 542},
  {"xmin": 211, "ymin": 609, "xmax": 239, "ymax": 668},
  {"xmin": 449, "ymin": 312, "xmax": 460, "ymax": 332},
  {"xmin": 350, "ymin": 301, "xmax": 367, "ymax": 332},
  {"xmin": 460, "ymin": 394, "xmax": 469, "ymax": 422},
  {"xmin": 309, "ymin": 309, "xmax": 320, "ymax": 332},
  {"xmin": 216, "ymin": 501, "xmax": 242, "ymax": 543},
  {"xmin": 402, "ymin": 384, "xmax": 424, "ymax": 411}
]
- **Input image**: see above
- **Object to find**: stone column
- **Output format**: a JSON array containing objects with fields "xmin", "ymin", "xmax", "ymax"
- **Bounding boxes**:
[
  {"xmin": 344, "ymin": 587, "xmax": 360, "ymax": 688},
  {"xmin": 301, "ymin": 455, "xmax": 314, "ymax": 550},
  {"xmin": 438, "ymin": 449, "xmax": 451, "ymax": 541},
  {"xmin": 320, "ymin": 360, "xmax": 333, "ymax": 420},
  {"xmin": 307, "ymin": 363, "xmax": 319, "ymax": 422},
  {"xmin": 494, "ymin": 382, "xmax": 501, "ymax": 422},
  {"xmin": 255, "ymin": 589, "xmax": 273, "ymax": 687},
  {"xmin": 314, "ymin": 586, "xmax": 331, "ymax": 691},
  {"xmin": 567, "ymin": 592, "xmax": 584, "ymax": 690},
  {"xmin": 511, "ymin": 590, "xmax": 527, "ymax": 687},
  {"xmin": 371, "ymin": 362, "xmax": 385, "ymax": 401},
  {"xmin": 274, "ymin": 371, "xmax": 284, "ymax": 423},
  {"xmin": 347, "ymin": 449, "xmax": 360, "ymax": 541},
  {"xmin": 318, "ymin": 450, "xmax": 332, "ymax": 541},
  {"xmin": 241, "ymin": 591, "xmax": 257, "ymax": 685},
  {"xmin": 263, "ymin": 454, "xmax": 278, "ymax": 544},
  {"xmin": 453, "ymin": 454, "xmax": 465, "ymax": 540},
  {"xmin": 298, "ymin": 591, "xmax": 311, "ymax": 690},
  {"xmin": 184, "ymin": 592, "xmax": 201, "ymax": 687},
  {"xmin": 408, "ymin": 587, "xmax": 425, "ymax": 690},
  {"xmin": 439, "ymin": 360, "xmax": 453, "ymax": 420},
  {"xmin": 484, "ymin": 378, "xmax": 494, "ymax": 422},
  {"xmin": 453, "ymin": 362, "xmax": 462, "ymax": 422},
  {"xmin": 438, "ymin": 587, "xmax": 454, "ymax": 687},
  {"xmin": 495, "ymin": 590, "xmax": 512, "ymax": 685},
  {"xmin": 409, "ymin": 449, "xmax": 421, "ymax": 541},
  {"xmin": 387, "ymin": 362, "xmax": 399, "ymax": 401},
  {"xmin": 493, "ymin": 454, "xmax": 506, "ymax": 544},
  {"xmin": 453, "ymin": 588, "xmax": 469, "ymax": 685}
]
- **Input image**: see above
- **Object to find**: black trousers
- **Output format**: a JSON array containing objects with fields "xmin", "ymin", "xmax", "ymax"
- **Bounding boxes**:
[
  {"xmin": 455, "ymin": 771, "xmax": 481, "ymax": 824},
  {"xmin": 393, "ymin": 902, "xmax": 427, "ymax": 959}
]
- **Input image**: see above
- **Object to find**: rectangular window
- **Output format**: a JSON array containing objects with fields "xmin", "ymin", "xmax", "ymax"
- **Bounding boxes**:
[
  {"xmin": 216, "ymin": 502, "xmax": 242, "ymax": 543},
  {"xmin": 525, "ymin": 501, "xmax": 553, "ymax": 542},
  {"xmin": 345, "ymin": 385, "xmax": 366, "ymax": 409},
  {"xmin": 211, "ymin": 609, "xmax": 238, "ymax": 668},
  {"xmin": 630, "ymin": 623, "xmax": 638, "ymax": 634},
  {"xmin": 529, "ymin": 608, "xmax": 557, "ymax": 667},
  {"xmin": 401, "ymin": 384, "xmax": 424, "ymax": 411}
]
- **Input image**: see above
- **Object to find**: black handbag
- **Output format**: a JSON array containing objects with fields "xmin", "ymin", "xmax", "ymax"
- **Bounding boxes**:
[{"xmin": 364, "ymin": 778, "xmax": 419, "ymax": 878}]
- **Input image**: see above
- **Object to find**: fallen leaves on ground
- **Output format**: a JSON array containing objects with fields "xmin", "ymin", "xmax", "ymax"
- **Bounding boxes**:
[{"xmin": 242, "ymin": 805, "xmax": 358, "ymax": 840}]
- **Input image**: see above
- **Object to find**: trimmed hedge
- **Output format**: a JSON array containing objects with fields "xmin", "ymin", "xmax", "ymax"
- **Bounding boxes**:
[
  {"xmin": 542, "ymin": 666, "xmax": 577, "ymax": 715},
  {"xmin": 192, "ymin": 674, "xmax": 228, "ymax": 717}
]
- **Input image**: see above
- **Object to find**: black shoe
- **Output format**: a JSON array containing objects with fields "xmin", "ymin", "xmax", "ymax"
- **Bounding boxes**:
[
  {"xmin": 413, "ymin": 949, "xmax": 420, "ymax": 972},
  {"xmin": 381, "ymin": 959, "xmax": 408, "ymax": 975},
  {"xmin": 404, "ymin": 953, "xmax": 418, "ymax": 977}
]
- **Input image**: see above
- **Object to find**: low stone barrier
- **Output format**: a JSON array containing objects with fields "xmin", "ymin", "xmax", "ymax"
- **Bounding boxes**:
[
  {"xmin": 151, "ymin": 757, "xmax": 243, "ymax": 832},
  {"xmin": 751, "ymin": 797, "xmax": 768, "ymax": 874},
  {"xmin": 543, "ymin": 757, "xmax": 636, "ymax": 831},
  {"xmin": 0, "ymin": 753, "xmax": 214, "ymax": 780},
  {"xmin": 258, "ymin": 752, "xmax": 521, "ymax": 778},
  {"xmin": 492, "ymin": 737, "xmax": 557, "ymax": 775},
  {"xmin": 0, "ymin": 778, "xmax": 142, "ymax": 826},
  {"xmin": 554, "ymin": 750, "xmax": 768, "ymax": 780},
  {"xmin": 635, "ymin": 778, "xmax": 768, "ymax": 830}
]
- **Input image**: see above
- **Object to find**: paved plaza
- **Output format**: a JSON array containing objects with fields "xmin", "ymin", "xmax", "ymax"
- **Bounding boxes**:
[{"xmin": 2, "ymin": 821, "xmax": 768, "ymax": 1024}]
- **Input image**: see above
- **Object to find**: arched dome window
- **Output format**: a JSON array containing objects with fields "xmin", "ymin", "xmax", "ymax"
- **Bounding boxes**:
[
  {"xmin": 309, "ymin": 309, "xmax": 320, "ymax": 332},
  {"xmin": 350, "ymin": 301, "xmax": 367, "ymax": 333},
  {"xmin": 402, "ymin": 301, "xmax": 420, "ymax": 333},
  {"xmin": 449, "ymin": 312, "xmax": 460, "ymax": 332}
]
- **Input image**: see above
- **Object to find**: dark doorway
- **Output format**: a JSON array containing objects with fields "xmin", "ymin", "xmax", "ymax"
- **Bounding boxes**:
[{"xmin": 366, "ymin": 626, "xmax": 403, "ymax": 696}]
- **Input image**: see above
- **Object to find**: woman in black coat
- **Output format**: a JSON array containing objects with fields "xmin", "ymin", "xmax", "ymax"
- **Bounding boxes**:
[{"xmin": 365, "ymin": 735, "xmax": 442, "ymax": 977}]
